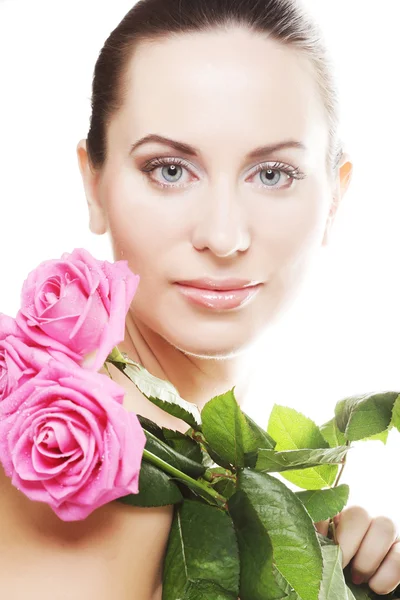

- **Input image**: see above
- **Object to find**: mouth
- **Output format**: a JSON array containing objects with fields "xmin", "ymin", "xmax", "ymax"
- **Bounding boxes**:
[
  {"xmin": 174, "ymin": 281, "xmax": 263, "ymax": 311},
  {"xmin": 176, "ymin": 277, "xmax": 262, "ymax": 290}
]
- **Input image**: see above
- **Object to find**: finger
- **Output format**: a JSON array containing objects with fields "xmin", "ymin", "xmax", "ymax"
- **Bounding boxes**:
[
  {"xmin": 334, "ymin": 505, "xmax": 372, "ymax": 569},
  {"xmin": 351, "ymin": 516, "xmax": 398, "ymax": 585},
  {"xmin": 314, "ymin": 518, "xmax": 329, "ymax": 537},
  {"xmin": 368, "ymin": 539, "xmax": 400, "ymax": 595}
]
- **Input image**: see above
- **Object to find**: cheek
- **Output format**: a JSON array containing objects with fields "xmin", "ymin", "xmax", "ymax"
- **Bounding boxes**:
[
  {"xmin": 104, "ymin": 179, "xmax": 190, "ymax": 284},
  {"xmin": 108, "ymin": 207, "xmax": 160, "ymax": 266},
  {"xmin": 256, "ymin": 185, "xmax": 329, "ymax": 270}
]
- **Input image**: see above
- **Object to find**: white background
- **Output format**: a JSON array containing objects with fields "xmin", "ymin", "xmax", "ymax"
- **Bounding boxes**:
[{"xmin": 1, "ymin": 0, "xmax": 400, "ymax": 523}]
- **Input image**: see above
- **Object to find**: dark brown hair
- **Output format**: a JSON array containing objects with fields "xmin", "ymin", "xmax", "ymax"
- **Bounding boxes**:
[{"xmin": 86, "ymin": 0, "xmax": 343, "ymax": 176}]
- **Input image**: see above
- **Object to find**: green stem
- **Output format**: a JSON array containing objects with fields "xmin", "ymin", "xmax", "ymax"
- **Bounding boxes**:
[
  {"xmin": 107, "ymin": 347, "xmax": 225, "ymax": 505},
  {"xmin": 142, "ymin": 449, "xmax": 227, "ymax": 507},
  {"xmin": 202, "ymin": 470, "xmax": 214, "ymax": 483},
  {"xmin": 333, "ymin": 440, "xmax": 351, "ymax": 488},
  {"xmin": 329, "ymin": 440, "xmax": 351, "ymax": 545}
]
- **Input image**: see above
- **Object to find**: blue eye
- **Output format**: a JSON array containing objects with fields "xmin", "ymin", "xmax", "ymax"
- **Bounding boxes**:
[
  {"xmin": 141, "ymin": 157, "xmax": 305, "ymax": 190},
  {"xmin": 253, "ymin": 161, "xmax": 306, "ymax": 190},
  {"xmin": 160, "ymin": 163, "xmax": 183, "ymax": 183},
  {"xmin": 141, "ymin": 157, "xmax": 190, "ymax": 188},
  {"xmin": 259, "ymin": 168, "xmax": 282, "ymax": 187}
]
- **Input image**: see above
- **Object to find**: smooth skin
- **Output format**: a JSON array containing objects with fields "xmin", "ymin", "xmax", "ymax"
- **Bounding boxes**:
[
  {"xmin": 0, "ymin": 26, "xmax": 397, "ymax": 599},
  {"xmin": 78, "ymin": 25, "xmax": 399, "ymax": 598}
]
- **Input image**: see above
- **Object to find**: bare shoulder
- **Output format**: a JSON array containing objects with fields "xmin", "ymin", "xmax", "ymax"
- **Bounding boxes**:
[{"xmin": 0, "ymin": 462, "xmax": 173, "ymax": 599}]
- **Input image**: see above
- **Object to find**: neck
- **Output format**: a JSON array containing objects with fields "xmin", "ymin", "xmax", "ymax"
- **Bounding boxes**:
[{"xmin": 117, "ymin": 311, "xmax": 253, "ymax": 411}]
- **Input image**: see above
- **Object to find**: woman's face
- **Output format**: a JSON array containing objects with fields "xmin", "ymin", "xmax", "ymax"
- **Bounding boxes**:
[{"xmin": 78, "ymin": 27, "xmax": 347, "ymax": 358}]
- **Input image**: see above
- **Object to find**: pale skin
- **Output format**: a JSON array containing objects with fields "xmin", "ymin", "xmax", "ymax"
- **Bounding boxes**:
[{"xmin": 0, "ymin": 25, "xmax": 398, "ymax": 599}]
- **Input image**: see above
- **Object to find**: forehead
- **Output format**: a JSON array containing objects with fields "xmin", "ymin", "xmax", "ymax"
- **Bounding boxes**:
[{"xmin": 111, "ymin": 27, "xmax": 328, "ymax": 161}]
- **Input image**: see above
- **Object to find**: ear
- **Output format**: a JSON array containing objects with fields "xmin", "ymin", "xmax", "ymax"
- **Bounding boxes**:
[
  {"xmin": 76, "ymin": 139, "xmax": 108, "ymax": 235},
  {"xmin": 322, "ymin": 152, "xmax": 353, "ymax": 247}
]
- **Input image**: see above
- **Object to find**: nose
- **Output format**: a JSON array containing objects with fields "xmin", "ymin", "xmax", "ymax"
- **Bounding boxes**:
[{"xmin": 191, "ymin": 183, "xmax": 251, "ymax": 258}]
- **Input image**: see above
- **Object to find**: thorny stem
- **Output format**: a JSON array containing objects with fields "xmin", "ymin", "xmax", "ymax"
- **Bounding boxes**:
[{"xmin": 142, "ymin": 449, "xmax": 227, "ymax": 508}]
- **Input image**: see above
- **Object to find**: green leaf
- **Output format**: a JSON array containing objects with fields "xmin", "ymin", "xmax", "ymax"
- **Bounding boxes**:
[
  {"xmin": 295, "ymin": 484, "xmax": 350, "ymax": 522},
  {"xmin": 390, "ymin": 394, "xmax": 400, "ymax": 431},
  {"xmin": 205, "ymin": 446, "xmax": 234, "ymax": 471},
  {"xmin": 213, "ymin": 478, "xmax": 237, "ymax": 500},
  {"xmin": 201, "ymin": 388, "xmax": 273, "ymax": 469},
  {"xmin": 238, "ymin": 470, "xmax": 323, "ymax": 600},
  {"xmin": 267, "ymin": 405, "xmax": 330, "ymax": 450},
  {"xmin": 162, "ymin": 500, "xmax": 240, "ymax": 600},
  {"xmin": 362, "ymin": 429, "xmax": 389, "ymax": 444},
  {"xmin": 178, "ymin": 581, "xmax": 240, "ymax": 599},
  {"xmin": 137, "ymin": 417, "xmax": 208, "ymax": 469},
  {"xmin": 272, "ymin": 566, "xmax": 301, "ymax": 599},
  {"xmin": 199, "ymin": 446, "xmax": 217, "ymax": 469},
  {"xmin": 320, "ymin": 418, "xmax": 347, "ymax": 447},
  {"xmin": 144, "ymin": 430, "xmax": 206, "ymax": 479},
  {"xmin": 137, "ymin": 414, "xmax": 166, "ymax": 440},
  {"xmin": 228, "ymin": 490, "xmax": 287, "ymax": 600},
  {"xmin": 334, "ymin": 392, "xmax": 399, "ymax": 441},
  {"xmin": 255, "ymin": 446, "xmax": 349, "ymax": 473},
  {"xmin": 162, "ymin": 428, "xmax": 204, "ymax": 464},
  {"xmin": 242, "ymin": 413, "xmax": 276, "ymax": 467},
  {"xmin": 320, "ymin": 416, "xmax": 387, "ymax": 451},
  {"xmin": 318, "ymin": 534, "xmax": 350, "ymax": 600},
  {"xmin": 117, "ymin": 358, "xmax": 201, "ymax": 429},
  {"xmin": 118, "ymin": 461, "xmax": 182, "ymax": 507},
  {"xmin": 266, "ymin": 406, "xmax": 338, "ymax": 490}
]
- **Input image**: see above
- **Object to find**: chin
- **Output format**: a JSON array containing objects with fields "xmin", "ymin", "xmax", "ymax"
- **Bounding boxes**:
[
  {"xmin": 176, "ymin": 343, "xmax": 246, "ymax": 361},
  {"xmin": 163, "ymin": 324, "xmax": 260, "ymax": 360}
]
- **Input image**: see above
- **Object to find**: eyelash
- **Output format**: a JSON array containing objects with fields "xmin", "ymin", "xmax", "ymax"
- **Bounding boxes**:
[{"xmin": 141, "ymin": 156, "xmax": 306, "ymax": 190}]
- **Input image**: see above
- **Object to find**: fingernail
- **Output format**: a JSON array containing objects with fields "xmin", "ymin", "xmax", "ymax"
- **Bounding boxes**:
[{"xmin": 352, "ymin": 572, "xmax": 364, "ymax": 585}]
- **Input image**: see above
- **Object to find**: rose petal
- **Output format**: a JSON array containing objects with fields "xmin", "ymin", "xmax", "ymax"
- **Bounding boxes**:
[{"xmin": 0, "ymin": 358, "xmax": 146, "ymax": 521}]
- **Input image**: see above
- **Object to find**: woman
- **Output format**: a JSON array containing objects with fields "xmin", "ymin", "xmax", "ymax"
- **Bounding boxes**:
[{"xmin": 0, "ymin": 0, "xmax": 398, "ymax": 598}]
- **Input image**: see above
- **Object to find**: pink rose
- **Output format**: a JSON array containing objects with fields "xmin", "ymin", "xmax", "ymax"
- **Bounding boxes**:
[
  {"xmin": 0, "ymin": 313, "xmax": 78, "ymax": 402},
  {"xmin": 0, "ymin": 359, "xmax": 146, "ymax": 521},
  {"xmin": 0, "ymin": 313, "xmax": 20, "ymax": 339},
  {"xmin": 0, "ymin": 314, "xmax": 50, "ymax": 401},
  {"xmin": 15, "ymin": 248, "xmax": 140, "ymax": 372}
]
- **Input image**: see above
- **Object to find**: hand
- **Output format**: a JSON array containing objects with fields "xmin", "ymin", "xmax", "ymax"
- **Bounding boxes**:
[{"xmin": 315, "ymin": 506, "xmax": 400, "ymax": 595}]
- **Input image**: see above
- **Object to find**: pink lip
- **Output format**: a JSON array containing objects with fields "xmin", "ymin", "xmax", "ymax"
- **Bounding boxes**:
[
  {"xmin": 174, "ymin": 282, "xmax": 263, "ymax": 310},
  {"xmin": 176, "ymin": 278, "xmax": 261, "ymax": 291}
]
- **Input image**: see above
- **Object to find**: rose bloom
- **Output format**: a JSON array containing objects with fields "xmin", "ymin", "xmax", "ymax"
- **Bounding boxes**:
[
  {"xmin": 15, "ymin": 248, "xmax": 140, "ymax": 372},
  {"xmin": 0, "ymin": 359, "xmax": 146, "ymax": 521},
  {"xmin": 0, "ymin": 313, "xmax": 81, "ymax": 402},
  {"xmin": 0, "ymin": 314, "xmax": 51, "ymax": 402}
]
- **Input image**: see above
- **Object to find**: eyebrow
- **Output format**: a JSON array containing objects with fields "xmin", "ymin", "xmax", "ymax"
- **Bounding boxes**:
[{"xmin": 130, "ymin": 134, "xmax": 307, "ymax": 160}]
